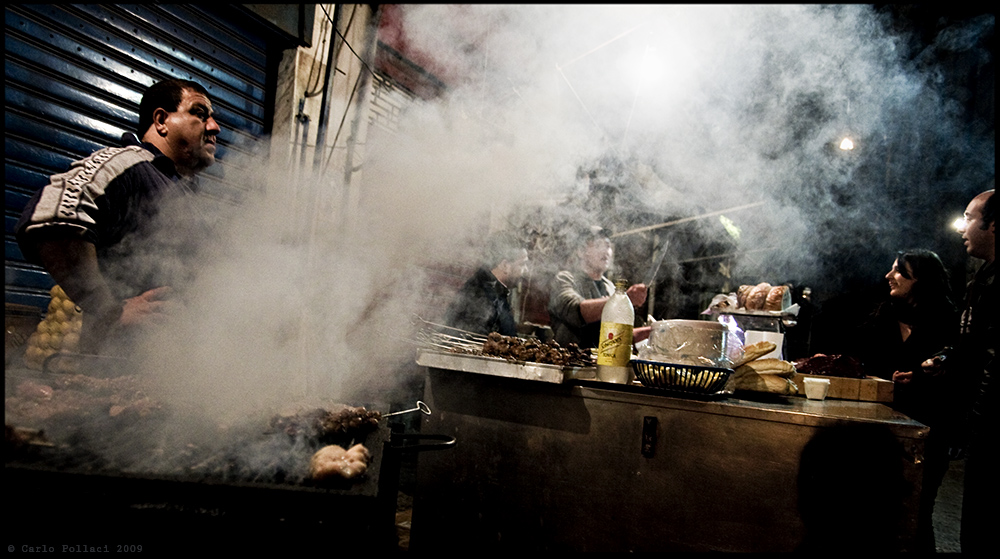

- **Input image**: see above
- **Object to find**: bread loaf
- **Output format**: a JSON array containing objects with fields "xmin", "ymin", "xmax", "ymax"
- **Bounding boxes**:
[
  {"xmin": 732, "ymin": 341, "xmax": 777, "ymax": 368},
  {"xmin": 736, "ymin": 284, "xmax": 753, "ymax": 308},
  {"xmin": 734, "ymin": 372, "xmax": 798, "ymax": 395},
  {"xmin": 745, "ymin": 282, "xmax": 772, "ymax": 310},
  {"xmin": 734, "ymin": 358, "xmax": 797, "ymax": 379},
  {"xmin": 764, "ymin": 285, "xmax": 790, "ymax": 311}
]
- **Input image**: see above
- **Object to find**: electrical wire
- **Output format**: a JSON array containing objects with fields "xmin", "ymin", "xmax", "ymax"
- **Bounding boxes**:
[
  {"xmin": 304, "ymin": 4, "xmax": 333, "ymax": 98},
  {"xmin": 319, "ymin": 3, "xmax": 379, "ymax": 80}
]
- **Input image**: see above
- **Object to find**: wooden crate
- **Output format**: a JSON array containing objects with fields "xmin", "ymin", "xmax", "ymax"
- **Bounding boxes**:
[{"xmin": 793, "ymin": 372, "xmax": 894, "ymax": 403}]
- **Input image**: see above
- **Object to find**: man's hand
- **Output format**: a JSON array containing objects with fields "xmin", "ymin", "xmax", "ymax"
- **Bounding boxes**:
[
  {"xmin": 921, "ymin": 354, "xmax": 947, "ymax": 377},
  {"xmin": 892, "ymin": 370, "xmax": 913, "ymax": 384},
  {"xmin": 633, "ymin": 325, "xmax": 651, "ymax": 343},
  {"xmin": 626, "ymin": 283, "xmax": 648, "ymax": 307},
  {"xmin": 121, "ymin": 286, "xmax": 181, "ymax": 327}
]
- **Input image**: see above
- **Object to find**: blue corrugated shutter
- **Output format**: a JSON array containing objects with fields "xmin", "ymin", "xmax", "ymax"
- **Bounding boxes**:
[{"xmin": 5, "ymin": 4, "xmax": 294, "ymax": 309}]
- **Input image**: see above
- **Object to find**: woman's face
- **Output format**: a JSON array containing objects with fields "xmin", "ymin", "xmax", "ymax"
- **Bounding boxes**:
[{"xmin": 885, "ymin": 259, "xmax": 917, "ymax": 300}]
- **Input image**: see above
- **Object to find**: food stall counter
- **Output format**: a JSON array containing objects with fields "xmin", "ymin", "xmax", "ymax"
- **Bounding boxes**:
[{"xmin": 410, "ymin": 351, "xmax": 926, "ymax": 552}]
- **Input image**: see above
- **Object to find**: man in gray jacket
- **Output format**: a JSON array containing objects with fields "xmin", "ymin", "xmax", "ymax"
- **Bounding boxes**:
[{"xmin": 548, "ymin": 226, "xmax": 649, "ymax": 348}]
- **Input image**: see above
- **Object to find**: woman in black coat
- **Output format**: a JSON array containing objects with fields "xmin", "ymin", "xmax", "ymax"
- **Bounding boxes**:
[{"xmin": 859, "ymin": 249, "xmax": 959, "ymax": 552}]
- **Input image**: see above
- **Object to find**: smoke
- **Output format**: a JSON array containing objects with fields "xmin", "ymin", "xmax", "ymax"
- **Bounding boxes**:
[
  {"xmin": 115, "ymin": 5, "xmax": 992, "ymax": 428},
  {"xmin": 392, "ymin": 6, "xmax": 994, "ymax": 301}
]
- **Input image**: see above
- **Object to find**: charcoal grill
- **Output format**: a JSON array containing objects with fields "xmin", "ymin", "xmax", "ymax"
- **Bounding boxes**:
[{"xmin": 5, "ymin": 368, "xmax": 454, "ymax": 553}]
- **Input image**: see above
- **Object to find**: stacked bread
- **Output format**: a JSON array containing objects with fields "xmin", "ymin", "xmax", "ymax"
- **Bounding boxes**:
[
  {"xmin": 736, "ymin": 283, "xmax": 790, "ymax": 311},
  {"xmin": 730, "ymin": 341, "xmax": 798, "ymax": 395}
]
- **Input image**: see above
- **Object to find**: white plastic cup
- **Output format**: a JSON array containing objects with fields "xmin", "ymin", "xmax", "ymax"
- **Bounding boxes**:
[{"xmin": 803, "ymin": 377, "xmax": 830, "ymax": 400}]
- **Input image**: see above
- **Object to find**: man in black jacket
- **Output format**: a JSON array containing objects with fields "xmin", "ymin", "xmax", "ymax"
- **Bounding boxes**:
[
  {"xmin": 444, "ymin": 232, "xmax": 529, "ymax": 337},
  {"xmin": 17, "ymin": 79, "xmax": 221, "ymax": 353},
  {"xmin": 952, "ymin": 188, "xmax": 995, "ymax": 554}
]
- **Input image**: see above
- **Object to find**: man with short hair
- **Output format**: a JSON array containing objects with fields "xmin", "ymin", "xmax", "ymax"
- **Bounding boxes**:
[
  {"xmin": 547, "ymin": 226, "xmax": 649, "ymax": 348},
  {"xmin": 444, "ymin": 231, "xmax": 530, "ymax": 337},
  {"xmin": 16, "ymin": 79, "xmax": 221, "ymax": 353}
]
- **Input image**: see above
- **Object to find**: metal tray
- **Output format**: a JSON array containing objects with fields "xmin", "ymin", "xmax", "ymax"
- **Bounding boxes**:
[{"xmin": 415, "ymin": 348, "xmax": 593, "ymax": 384}]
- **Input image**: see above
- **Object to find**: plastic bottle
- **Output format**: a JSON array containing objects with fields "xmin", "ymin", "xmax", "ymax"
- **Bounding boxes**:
[{"xmin": 596, "ymin": 279, "xmax": 634, "ymax": 383}]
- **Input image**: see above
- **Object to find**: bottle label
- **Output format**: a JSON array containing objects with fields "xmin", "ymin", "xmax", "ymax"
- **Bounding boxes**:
[{"xmin": 597, "ymin": 322, "xmax": 633, "ymax": 367}]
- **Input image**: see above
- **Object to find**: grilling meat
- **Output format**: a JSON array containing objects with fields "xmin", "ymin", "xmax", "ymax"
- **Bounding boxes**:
[
  {"xmin": 478, "ymin": 332, "xmax": 594, "ymax": 367},
  {"xmin": 270, "ymin": 406, "xmax": 381, "ymax": 443},
  {"xmin": 309, "ymin": 443, "xmax": 371, "ymax": 481},
  {"xmin": 5, "ymin": 374, "xmax": 160, "ymax": 426}
]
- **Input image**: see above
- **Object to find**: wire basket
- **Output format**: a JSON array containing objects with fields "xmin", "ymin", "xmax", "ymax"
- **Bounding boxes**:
[{"xmin": 631, "ymin": 359, "xmax": 733, "ymax": 398}]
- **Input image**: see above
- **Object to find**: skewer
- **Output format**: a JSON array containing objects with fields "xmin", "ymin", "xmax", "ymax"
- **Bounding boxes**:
[
  {"xmin": 384, "ymin": 401, "xmax": 432, "ymax": 418},
  {"xmin": 611, "ymin": 202, "xmax": 766, "ymax": 238}
]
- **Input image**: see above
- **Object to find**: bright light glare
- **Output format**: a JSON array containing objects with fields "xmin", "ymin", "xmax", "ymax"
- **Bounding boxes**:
[
  {"xmin": 839, "ymin": 137, "xmax": 855, "ymax": 150},
  {"xmin": 952, "ymin": 216, "xmax": 966, "ymax": 231},
  {"xmin": 621, "ymin": 45, "xmax": 664, "ymax": 91}
]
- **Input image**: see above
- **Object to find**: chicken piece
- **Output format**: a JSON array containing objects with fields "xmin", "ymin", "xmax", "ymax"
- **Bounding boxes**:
[{"xmin": 309, "ymin": 443, "xmax": 371, "ymax": 481}]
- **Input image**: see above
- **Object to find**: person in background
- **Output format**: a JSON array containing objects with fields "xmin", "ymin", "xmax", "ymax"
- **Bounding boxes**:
[
  {"xmin": 444, "ymin": 231, "xmax": 529, "ymax": 337},
  {"xmin": 548, "ymin": 226, "xmax": 650, "ymax": 349},
  {"xmin": 16, "ymin": 79, "xmax": 221, "ymax": 354},
  {"xmin": 926, "ymin": 188, "xmax": 995, "ymax": 554},
  {"xmin": 857, "ymin": 249, "xmax": 958, "ymax": 553}
]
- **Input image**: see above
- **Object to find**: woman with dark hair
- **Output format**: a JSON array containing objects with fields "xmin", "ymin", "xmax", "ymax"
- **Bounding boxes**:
[{"xmin": 859, "ymin": 249, "xmax": 960, "ymax": 553}]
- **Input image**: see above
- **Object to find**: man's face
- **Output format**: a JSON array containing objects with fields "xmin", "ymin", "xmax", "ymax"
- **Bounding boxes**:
[
  {"xmin": 582, "ymin": 237, "xmax": 613, "ymax": 275},
  {"xmin": 507, "ymin": 249, "xmax": 530, "ymax": 281},
  {"xmin": 163, "ymin": 88, "xmax": 220, "ymax": 175},
  {"xmin": 958, "ymin": 194, "xmax": 995, "ymax": 261}
]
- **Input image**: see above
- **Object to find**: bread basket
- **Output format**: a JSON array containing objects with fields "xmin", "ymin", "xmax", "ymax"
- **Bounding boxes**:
[{"xmin": 631, "ymin": 359, "xmax": 733, "ymax": 398}]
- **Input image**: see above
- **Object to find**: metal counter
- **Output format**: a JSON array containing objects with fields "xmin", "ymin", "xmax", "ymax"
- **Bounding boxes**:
[{"xmin": 410, "ymin": 351, "xmax": 928, "ymax": 552}]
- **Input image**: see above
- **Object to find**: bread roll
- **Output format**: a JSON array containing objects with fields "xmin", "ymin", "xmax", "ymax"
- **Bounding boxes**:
[
  {"xmin": 765, "ymin": 285, "xmax": 790, "ymax": 311},
  {"xmin": 732, "ymin": 341, "xmax": 777, "ymax": 368},
  {"xmin": 736, "ymin": 285, "xmax": 753, "ymax": 308},
  {"xmin": 734, "ymin": 358, "xmax": 797, "ymax": 379},
  {"xmin": 745, "ymin": 283, "xmax": 772, "ymax": 310},
  {"xmin": 734, "ymin": 372, "xmax": 798, "ymax": 394}
]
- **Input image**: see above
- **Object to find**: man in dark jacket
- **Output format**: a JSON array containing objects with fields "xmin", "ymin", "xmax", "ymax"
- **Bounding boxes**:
[
  {"xmin": 16, "ymin": 79, "xmax": 221, "ymax": 353},
  {"xmin": 444, "ymin": 232, "xmax": 529, "ymax": 337},
  {"xmin": 951, "ymin": 189, "xmax": 995, "ymax": 554}
]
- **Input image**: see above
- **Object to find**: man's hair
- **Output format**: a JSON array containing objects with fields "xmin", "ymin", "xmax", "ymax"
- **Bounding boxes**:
[
  {"xmin": 578, "ymin": 225, "xmax": 611, "ymax": 247},
  {"xmin": 979, "ymin": 189, "xmax": 994, "ymax": 230},
  {"xmin": 137, "ymin": 79, "xmax": 211, "ymax": 136},
  {"xmin": 483, "ymin": 232, "xmax": 525, "ymax": 269}
]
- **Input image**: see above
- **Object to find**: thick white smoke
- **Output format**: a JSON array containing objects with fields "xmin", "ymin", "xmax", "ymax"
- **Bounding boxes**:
[{"xmin": 126, "ymin": 5, "xmax": 992, "ymax": 427}]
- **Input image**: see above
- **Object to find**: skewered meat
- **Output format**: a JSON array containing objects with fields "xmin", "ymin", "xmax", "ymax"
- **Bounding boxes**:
[
  {"xmin": 270, "ymin": 406, "xmax": 381, "ymax": 443},
  {"xmin": 479, "ymin": 332, "xmax": 594, "ymax": 367},
  {"xmin": 5, "ymin": 374, "xmax": 160, "ymax": 426},
  {"xmin": 309, "ymin": 443, "xmax": 370, "ymax": 481}
]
